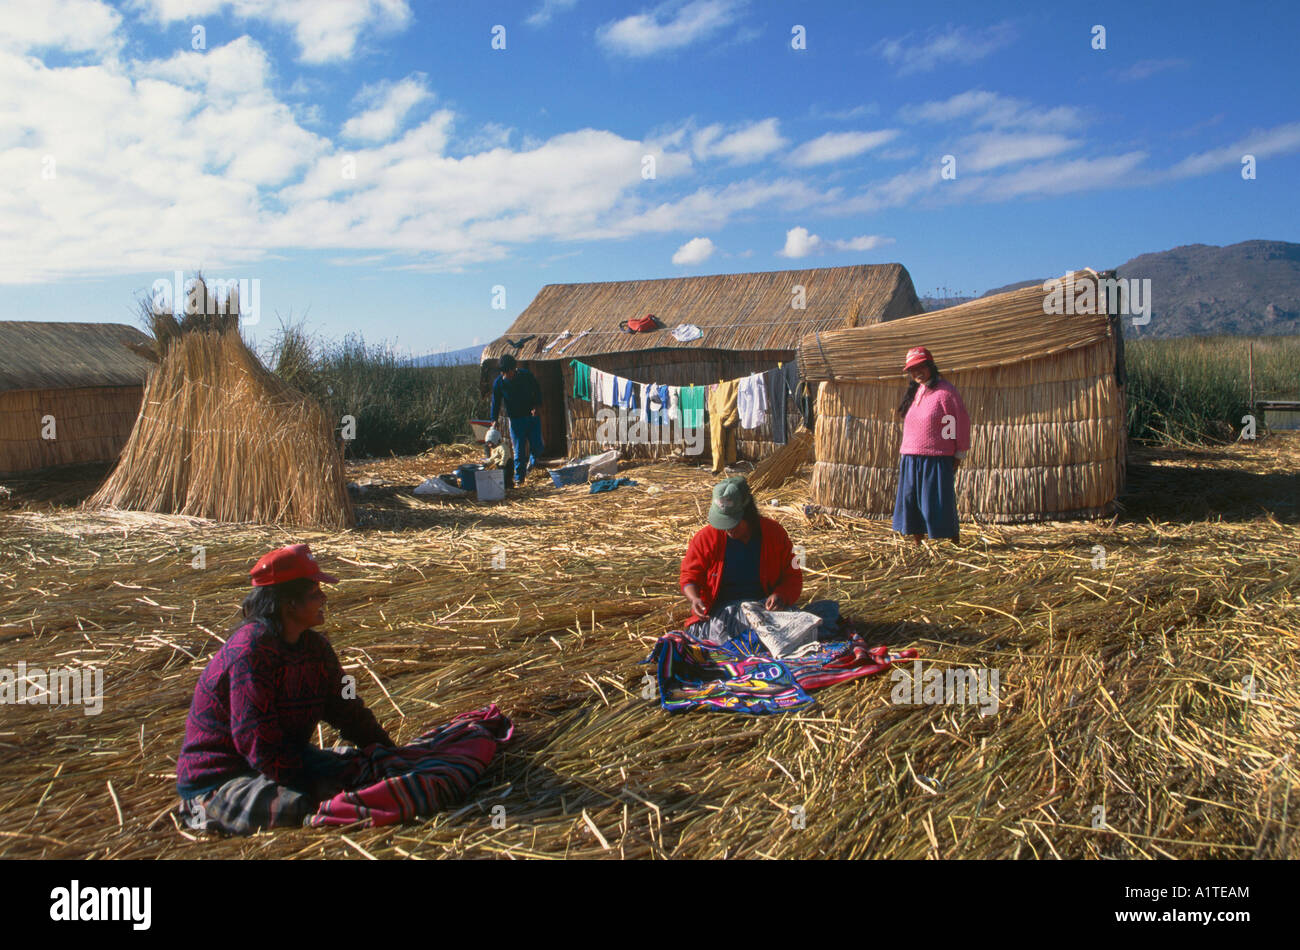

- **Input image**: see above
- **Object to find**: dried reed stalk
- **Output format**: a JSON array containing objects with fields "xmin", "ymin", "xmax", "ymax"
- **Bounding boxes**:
[{"xmin": 1, "ymin": 435, "xmax": 1296, "ymax": 860}]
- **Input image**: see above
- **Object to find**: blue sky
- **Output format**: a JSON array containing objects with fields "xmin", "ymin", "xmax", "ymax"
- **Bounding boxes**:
[{"xmin": 2, "ymin": 0, "xmax": 1298, "ymax": 357}]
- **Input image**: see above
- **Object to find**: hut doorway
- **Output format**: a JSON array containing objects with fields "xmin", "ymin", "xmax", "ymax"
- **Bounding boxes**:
[{"xmin": 530, "ymin": 361, "xmax": 567, "ymax": 460}]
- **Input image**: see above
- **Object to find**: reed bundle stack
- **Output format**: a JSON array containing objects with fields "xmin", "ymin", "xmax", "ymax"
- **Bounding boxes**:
[{"xmin": 89, "ymin": 317, "xmax": 353, "ymax": 530}]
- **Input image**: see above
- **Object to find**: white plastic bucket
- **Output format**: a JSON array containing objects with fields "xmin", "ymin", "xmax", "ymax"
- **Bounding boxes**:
[{"xmin": 476, "ymin": 468, "xmax": 506, "ymax": 501}]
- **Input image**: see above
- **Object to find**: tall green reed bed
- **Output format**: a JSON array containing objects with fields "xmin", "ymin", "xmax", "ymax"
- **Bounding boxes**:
[
  {"xmin": 1125, "ymin": 335, "xmax": 1299, "ymax": 444},
  {"xmin": 268, "ymin": 326, "xmax": 486, "ymax": 458}
]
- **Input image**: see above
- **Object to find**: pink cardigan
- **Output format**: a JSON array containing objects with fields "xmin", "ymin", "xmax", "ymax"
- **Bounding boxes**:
[{"xmin": 899, "ymin": 378, "xmax": 971, "ymax": 457}]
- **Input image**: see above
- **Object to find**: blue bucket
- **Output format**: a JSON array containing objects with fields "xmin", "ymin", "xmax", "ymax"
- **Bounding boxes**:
[{"xmin": 456, "ymin": 464, "xmax": 483, "ymax": 491}]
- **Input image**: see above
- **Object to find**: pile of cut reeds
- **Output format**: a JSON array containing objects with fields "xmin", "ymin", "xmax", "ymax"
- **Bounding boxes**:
[{"xmin": 88, "ymin": 327, "xmax": 353, "ymax": 530}]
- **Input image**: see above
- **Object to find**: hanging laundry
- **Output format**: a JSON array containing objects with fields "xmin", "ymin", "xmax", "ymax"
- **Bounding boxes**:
[
  {"xmin": 737, "ymin": 372, "xmax": 768, "ymax": 429},
  {"xmin": 570, "ymin": 360, "xmax": 591, "ymax": 401},
  {"xmin": 505, "ymin": 334, "xmax": 536, "ymax": 348},
  {"xmin": 679, "ymin": 385, "xmax": 705, "ymax": 428},
  {"xmin": 622, "ymin": 378, "xmax": 636, "ymax": 409},
  {"xmin": 543, "ymin": 330, "xmax": 572, "ymax": 351},
  {"xmin": 601, "ymin": 370, "xmax": 617, "ymax": 406},
  {"xmin": 672, "ymin": 324, "xmax": 703, "ymax": 342},
  {"xmin": 557, "ymin": 328, "xmax": 591, "ymax": 354},
  {"xmin": 708, "ymin": 379, "xmax": 739, "ymax": 474},
  {"xmin": 766, "ymin": 362, "xmax": 800, "ymax": 444},
  {"xmin": 668, "ymin": 386, "xmax": 682, "ymax": 424}
]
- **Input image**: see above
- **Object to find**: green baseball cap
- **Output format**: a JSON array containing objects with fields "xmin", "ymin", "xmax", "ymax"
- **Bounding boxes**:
[{"xmin": 707, "ymin": 476, "xmax": 751, "ymax": 530}]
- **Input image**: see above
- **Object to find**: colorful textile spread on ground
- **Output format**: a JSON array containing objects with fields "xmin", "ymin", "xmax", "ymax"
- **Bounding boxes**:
[
  {"xmin": 649, "ymin": 629, "xmax": 917, "ymax": 714},
  {"xmin": 308, "ymin": 704, "xmax": 513, "ymax": 827}
]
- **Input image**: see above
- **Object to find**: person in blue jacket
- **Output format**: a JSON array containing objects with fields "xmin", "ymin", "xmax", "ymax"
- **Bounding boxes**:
[{"xmin": 489, "ymin": 354, "xmax": 545, "ymax": 485}]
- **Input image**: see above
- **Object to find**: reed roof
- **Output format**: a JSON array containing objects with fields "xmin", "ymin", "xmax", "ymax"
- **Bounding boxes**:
[
  {"xmin": 798, "ymin": 269, "xmax": 1116, "ymax": 382},
  {"xmin": 483, "ymin": 263, "xmax": 921, "ymax": 362},
  {"xmin": 0, "ymin": 321, "xmax": 153, "ymax": 393}
]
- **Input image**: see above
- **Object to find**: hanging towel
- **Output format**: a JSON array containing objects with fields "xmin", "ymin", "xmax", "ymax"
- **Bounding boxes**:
[
  {"xmin": 622, "ymin": 378, "xmax": 636, "ymax": 409},
  {"xmin": 672, "ymin": 324, "xmax": 703, "ymax": 342},
  {"xmin": 764, "ymin": 368, "xmax": 787, "ymax": 443},
  {"xmin": 737, "ymin": 372, "xmax": 768, "ymax": 429},
  {"xmin": 668, "ymin": 386, "xmax": 682, "ymax": 424},
  {"xmin": 601, "ymin": 370, "xmax": 617, "ymax": 406},
  {"xmin": 680, "ymin": 385, "xmax": 705, "ymax": 429},
  {"xmin": 570, "ymin": 360, "xmax": 591, "ymax": 401}
]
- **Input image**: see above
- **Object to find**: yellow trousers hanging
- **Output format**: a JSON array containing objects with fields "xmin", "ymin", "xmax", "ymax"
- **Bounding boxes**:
[{"xmin": 709, "ymin": 379, "xmax": 739, "ymax": 474}]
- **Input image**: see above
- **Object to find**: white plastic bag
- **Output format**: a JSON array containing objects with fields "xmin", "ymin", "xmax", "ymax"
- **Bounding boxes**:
[
  {"xmin": 579, "ymin": 449, "xmax": 619, "ymax": 480},
  {"xmin": 414, "ymin": 477, "xmax": 467, "ymax": 497}
]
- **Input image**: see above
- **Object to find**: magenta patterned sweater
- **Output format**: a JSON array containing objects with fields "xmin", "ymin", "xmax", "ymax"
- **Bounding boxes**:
[
  {"xmin": 176, "ymin": 619, "xmax": 392, "ymax": 798},
  {"xmin": 899, "ymin": 378, "xmax": 971, "ymax": 457}
]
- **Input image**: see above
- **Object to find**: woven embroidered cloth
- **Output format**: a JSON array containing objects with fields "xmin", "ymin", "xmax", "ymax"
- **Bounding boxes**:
[
  {"xmin": 648, "ymin": 629, "xmax": 917, "ymax": 714},
  {"xmin": 307, "ymin": 705, "xmax": 514, "ymax": 827}
]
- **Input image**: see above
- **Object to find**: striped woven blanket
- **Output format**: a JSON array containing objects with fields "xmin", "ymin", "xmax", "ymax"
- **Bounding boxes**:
[
  {"xmin": 307, "ymin": 704, "xmax": 514, "ymax": 828},
  {"xmin": 650, "ymin": 629, "xmax": 917, "ymax": 715}
]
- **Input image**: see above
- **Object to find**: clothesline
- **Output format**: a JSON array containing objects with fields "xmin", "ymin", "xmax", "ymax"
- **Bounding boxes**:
[
  {"xmin": 502, "ymin": 318, "xmax": 842, "ymax": 344},
  {"xmin": 568, "ymin": 359, "xmax": 778, "ymax": 395}
]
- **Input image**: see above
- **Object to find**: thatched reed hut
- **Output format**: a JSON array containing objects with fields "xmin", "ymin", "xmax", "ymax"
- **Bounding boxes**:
[
  {"xmin": 481, "ymin": 264, "xmax": 923, "ymax": 461},
  {"xmin": 90, "ymin": 325, "xmax": 354, "ymax": 530},
  {"xmin": 0, "ymin": 322, "xmax": 153, "ymax": 475},
  {"xmin": 799, "ymin": 269, "xmax": 1127, "ymax": 523}
]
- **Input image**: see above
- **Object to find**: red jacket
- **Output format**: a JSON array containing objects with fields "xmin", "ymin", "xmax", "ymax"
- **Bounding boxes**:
[{"xmin": 679, "ymin": 517, "xmax": 802, "ymax": 628}]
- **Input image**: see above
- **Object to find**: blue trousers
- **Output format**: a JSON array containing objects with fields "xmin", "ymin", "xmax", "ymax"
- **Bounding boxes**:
[
  {"xmin": 509, "ymin": 415, "xmax": 544, "ymax": 483},
  {"xmin": 892, "ymin": 454, "xmax": 959, "ymax": 539}
]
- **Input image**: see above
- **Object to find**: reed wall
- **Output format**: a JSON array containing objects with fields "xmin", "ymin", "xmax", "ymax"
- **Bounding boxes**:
[
  {"xmin": 810, "ymin": 342, "xmax": 1127, "ymax": 522},
  {"xmin": 0, "ymin": 386, "xmax": 143, "ymax": 474}
]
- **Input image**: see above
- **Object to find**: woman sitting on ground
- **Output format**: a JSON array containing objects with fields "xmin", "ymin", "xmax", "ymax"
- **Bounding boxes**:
[
  {"xmin": 176, "ymin": 544, "xmax": 393, "ymax": 835},
  {"xmin": 680, "ymin": 476, "xmax": 802, "ymax": 635}
]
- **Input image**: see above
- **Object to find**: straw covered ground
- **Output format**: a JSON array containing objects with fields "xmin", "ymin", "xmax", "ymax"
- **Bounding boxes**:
[{"xmin": 0, "ymin": 435, "xmax": 1296, "ymax": 859}]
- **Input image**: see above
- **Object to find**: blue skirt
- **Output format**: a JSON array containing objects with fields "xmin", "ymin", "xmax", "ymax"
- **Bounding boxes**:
[{"xmin": 892, "ymin": 454, "xmax": 959, "ymax": 539}]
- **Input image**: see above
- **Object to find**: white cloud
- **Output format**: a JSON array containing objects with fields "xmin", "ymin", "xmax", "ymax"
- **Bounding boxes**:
[
  {"xmin": 907, "ymin": 90, "xmax": 1082, "ymax": 132},
  {"xmin": 597, "ymin": 0, "xmax": 743, "ymax": 57},
  {"xmin": 959, "ymin": 132, "xmax": 1079, "ymax": 172},
  {"xmin": 1165, "ymin": 121, "xmax": 1300, "ymax": 179},
  {"xmin": 777, "ymin": 227, "xmax": 892, "ymax": 258},
  {"xmin": 787, "ymin": 130, "xmax": 899, "ymax": 167},
  {"xmin": 606, "ymin": 179, "xmax": 830, "ymax": 237},
  {"xmin": 341, "ymin": 76, "xmax": 432, "ymax": 142},
  {"xmin": 0, "ymin": 0, "xmax": 122, "ymax": 53},
  {"xmin": 130, "ymin": 0, "xmax": 413, "ymax": 63},
  {"xmin": 526, "ymin": 0, "xmax": 578, "ymax": 27},
  {"xmin": 693, "ymin": 118, "xmax": 786, "ymax": 164},
  {"xmin": 672, "ymin": 236, "xmax": 715, "ymax": 265},
  {"xmin": 833, "ymin": 234, "xmax": 894, "ymax": 252},
  {"xmin": 1116, "ymin": 58, "xmax": 1188, "ymax": 81},
  {"xmin": 979, "ymin": 152, "xmax": 1149, "ymax": 200},
  {"xmin": 778, "ymin": 227, "xmax": 821, "ymax": 258},
  {"xmin": 876, "ymin": 22, "xmax": 1017, "ymax": 75}
]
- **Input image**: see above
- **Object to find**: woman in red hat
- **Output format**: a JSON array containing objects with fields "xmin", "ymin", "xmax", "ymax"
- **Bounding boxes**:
[
  {"xmin": 892, "ymin": 347, "xmax": 970, "ymax": 544},
  {"xmin": 175, "ymin": 544, "xmax": 394, "ymax": 835}
]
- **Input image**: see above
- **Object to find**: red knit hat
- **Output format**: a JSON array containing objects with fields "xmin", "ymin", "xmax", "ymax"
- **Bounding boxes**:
[
  {"xmin": 249, "ymin": 544, "xmax": 338, "ymax": 587},
  {"xmin": 904, "ymin": 346, "xmax": 933, "ymax": 370}
]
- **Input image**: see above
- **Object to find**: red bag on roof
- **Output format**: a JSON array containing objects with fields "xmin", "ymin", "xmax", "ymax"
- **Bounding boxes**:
[{"xmin": 621, "ymin": 314, "xmax": 661, "ymax": 333}]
